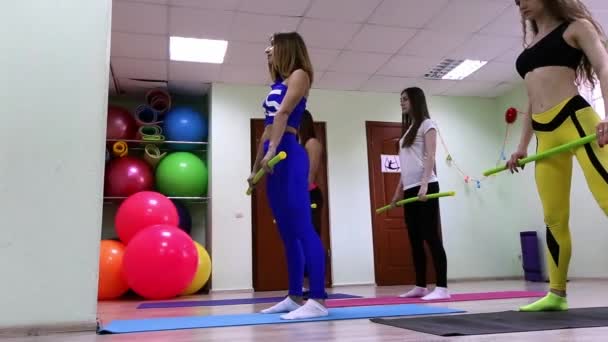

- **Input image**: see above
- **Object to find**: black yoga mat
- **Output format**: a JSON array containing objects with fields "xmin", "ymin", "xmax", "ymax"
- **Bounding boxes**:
[{"xmin": 370, "ymin": 307, "xmax": 608, "ymax": 336}]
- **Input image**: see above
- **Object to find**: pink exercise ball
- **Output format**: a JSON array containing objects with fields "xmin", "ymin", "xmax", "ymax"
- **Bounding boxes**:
[
  {"xmin": 104, "ymin": 157, "xmax": 154, "ymax": 197},
  {"xmin": 107, "ymin": 105, "xmax": 137, "ymax": 140},
  {"xmin": 122, "ymin": 224, "xmax": 198, "ymax": 300},
  {"xmin": 114, "ymin": 191, "xmax": 179, "ymax": 244}
]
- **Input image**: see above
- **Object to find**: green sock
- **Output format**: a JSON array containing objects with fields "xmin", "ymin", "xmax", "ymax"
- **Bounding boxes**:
[{"xmin": 519, "ymin": 292, "xmax": 568, "ymax": 312}]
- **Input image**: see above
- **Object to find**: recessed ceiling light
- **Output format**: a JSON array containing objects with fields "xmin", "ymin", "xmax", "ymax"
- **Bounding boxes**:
[
  {"xmin": 424, "ymin": 58, "xmax": 487, "ymax": 80},
  {"xmin": 169, "ymin": 36, "xmax": 228, "ymax": 64}
]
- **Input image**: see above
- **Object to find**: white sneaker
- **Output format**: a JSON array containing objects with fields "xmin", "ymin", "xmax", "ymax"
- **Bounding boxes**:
[
  {"xmin": 260, "ymin": 296, "xmax": 301, "ymax": 314},
  {"xmin": 399, "ymin": 286, "xmax": 429, "ymax": 298},
  {"xmin": 421, "ymin": 287, "xmax": 450, "ymax": 300}
]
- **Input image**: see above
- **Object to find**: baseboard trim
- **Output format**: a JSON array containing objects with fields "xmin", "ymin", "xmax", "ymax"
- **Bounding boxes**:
[
  {"xmin": 447, "ymin": 276, "xmax": 525, "ymax": 282},
  {"xmin": 568, "ymin": 277, "xmax": 608, "ymax": 281},
  {"xmin": 209, "ymin": 287, "xmax": 254, "ymax": 294},
  {"xmin": 0, "ymin": 321, "xmax": 97, "ymax": 338},
  {"xmin": 331, "ymin": 282, "xmax": 376, "ymax": 287}
]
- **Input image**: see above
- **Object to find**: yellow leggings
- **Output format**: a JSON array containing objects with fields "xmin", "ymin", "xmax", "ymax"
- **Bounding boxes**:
[{"xmin": 532, "ymin": 95, "xmax": 608, "ymax": 291}]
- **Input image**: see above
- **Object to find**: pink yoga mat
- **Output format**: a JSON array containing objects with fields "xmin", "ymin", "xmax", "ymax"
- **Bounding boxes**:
[{"xmin": 326, "ymin": 291, "xmax": 545, "ymax": 308}]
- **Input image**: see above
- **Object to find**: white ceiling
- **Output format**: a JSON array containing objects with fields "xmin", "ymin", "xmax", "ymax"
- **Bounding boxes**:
[{"xmin": 109, "ymin": 0, "xmax": 608, "ymax": 98}]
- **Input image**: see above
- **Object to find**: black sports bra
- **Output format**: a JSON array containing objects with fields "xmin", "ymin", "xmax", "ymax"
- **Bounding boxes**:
[{"xmin": 515, "ymin": 22, "xmax": 583, "ymax": 78}]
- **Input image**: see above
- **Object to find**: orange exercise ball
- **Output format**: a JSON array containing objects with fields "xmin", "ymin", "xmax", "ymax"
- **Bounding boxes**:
[{"xmin": 98, "ymin": 240, "xmax": 129, "ymax": 300}]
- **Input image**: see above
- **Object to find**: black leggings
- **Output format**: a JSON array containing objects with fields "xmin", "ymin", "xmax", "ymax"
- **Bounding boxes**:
[
  {"xmin": 309, "ymin": 187, "xmax": 323, "ymax": 236},
  {"xmin": 303, "ymin": 187, "xmax": 324, "ymax": 280},
  {"xmin": 403, "ymin": 181, "xmax": 447, "ymax": 288}
]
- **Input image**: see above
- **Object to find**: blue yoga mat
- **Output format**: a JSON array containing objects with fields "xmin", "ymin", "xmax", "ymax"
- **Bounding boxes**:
[
  {"xmin": 98, "ymin": 304, "xmax": 465, "ymax": 334},
  {"xmin": 137, "ymin": 293, "xmax": 361, "ymax": 309}
]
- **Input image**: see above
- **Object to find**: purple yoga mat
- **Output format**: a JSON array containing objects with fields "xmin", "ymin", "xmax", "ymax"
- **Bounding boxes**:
[
  {"xmin": 137, "ymin": 293, "xmax": 361, "ymax": 309},
  {"xmin": 326, "ymin": 291, "xmax": 546, "ymax": 308}
]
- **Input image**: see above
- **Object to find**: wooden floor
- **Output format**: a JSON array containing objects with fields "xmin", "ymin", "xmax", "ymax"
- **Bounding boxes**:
[{"xmin": 6, "ymin": 279, "xmax": 608, "ymax": 341}]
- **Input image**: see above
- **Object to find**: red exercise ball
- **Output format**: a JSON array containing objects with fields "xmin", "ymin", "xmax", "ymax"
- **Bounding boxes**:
[
  {"xmin": 122, "ymin": 225, "xmax": 198, "ymax": 300},
  {"xmin": 115, "ymin": 191, "xmax": 179, "ymax": 244},
  {"xmin": 107, "ymin": 105, "xmax": 137, "ymax": 140},
  {"xmin": 104, "ymin": 157, "xmax": 154, "ymax": 197},
  {"xmin": 98, "ymin": 240, "xmax": 129, "ymax": 300}
]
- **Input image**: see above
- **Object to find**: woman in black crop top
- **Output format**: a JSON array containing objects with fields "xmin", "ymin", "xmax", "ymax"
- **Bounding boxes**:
[{"xmin": 508, "ymin": 0, "xmax": 608, "ymax": 312}]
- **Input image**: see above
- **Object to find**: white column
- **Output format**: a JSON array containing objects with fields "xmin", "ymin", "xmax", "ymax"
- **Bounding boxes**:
[{"xmin": 0, "ymin": 0, "xmax": 112, "ymax": 330}]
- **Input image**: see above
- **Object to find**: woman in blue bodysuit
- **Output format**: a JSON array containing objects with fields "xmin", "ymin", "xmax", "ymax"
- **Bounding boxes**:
[{"xmin": 247, "ymin": 32, "xmax": 328, "ymax": 320}]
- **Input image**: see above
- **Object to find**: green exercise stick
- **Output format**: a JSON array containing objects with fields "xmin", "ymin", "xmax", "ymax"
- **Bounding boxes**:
[
  {"xmin": 375, "ymin": 191, "xmax": 456, "ymax": 214},
  {"xmin": 483, "ymin": 133, "xmax": 597, "ymax": 177},
  {"xmin": 246, "ymin": 151, "xmax": 287, "ymax": 195}
]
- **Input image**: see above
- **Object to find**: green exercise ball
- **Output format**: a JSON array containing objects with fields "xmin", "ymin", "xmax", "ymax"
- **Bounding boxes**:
[{"xmin": 155, "ymin": 152, "xmax": 208, "ymax": 197}]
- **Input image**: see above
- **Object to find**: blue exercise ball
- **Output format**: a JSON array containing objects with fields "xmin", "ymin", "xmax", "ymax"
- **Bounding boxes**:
[
  {"xmin": 171, "ymin": 199, "xmax": 192, "ymax": 235},
  {"xmin": 163, "ymin": 107, "xmax": 208, "ymax": 151}
]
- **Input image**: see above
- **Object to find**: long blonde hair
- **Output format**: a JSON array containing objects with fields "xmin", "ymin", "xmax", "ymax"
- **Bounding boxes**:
[
  {"xmin": 267, "ymin": 32, "xmax": 314, "ymax": 85},
  {"xmin": 519, "ymin": 0, "xmax": 606, "ymax": 88}
]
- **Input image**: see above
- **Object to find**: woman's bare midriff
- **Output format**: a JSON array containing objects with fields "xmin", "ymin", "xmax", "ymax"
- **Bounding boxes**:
[{"xmin": 524, "ymin": 66, "xmax": 581, "ymax": 114}]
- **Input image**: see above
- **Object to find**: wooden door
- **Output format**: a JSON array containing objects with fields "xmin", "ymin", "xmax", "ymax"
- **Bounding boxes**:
[
  {"xmin": 251, "ymin": 119, "xmax": 332, "ymax": 291},
  {"xmin": 366, "ymin": 121, "xmax": 441, "ymax": 286}
]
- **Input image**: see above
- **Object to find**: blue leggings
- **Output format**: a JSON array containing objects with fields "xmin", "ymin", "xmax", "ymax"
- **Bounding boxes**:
[{"xmin": 264, "ymin": 132, "xmax": 326, "ymax": 299}]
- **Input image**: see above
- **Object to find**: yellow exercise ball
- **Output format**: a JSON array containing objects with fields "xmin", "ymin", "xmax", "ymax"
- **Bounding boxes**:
[{"xmin": 181, "ymin": 241, "xmax": 211, "ymax": 296}]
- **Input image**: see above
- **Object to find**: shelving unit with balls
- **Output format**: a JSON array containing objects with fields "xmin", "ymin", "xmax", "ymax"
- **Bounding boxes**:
[{"xmin": 98, "ymin": 87, "xmax": 212, "ymax": 301}]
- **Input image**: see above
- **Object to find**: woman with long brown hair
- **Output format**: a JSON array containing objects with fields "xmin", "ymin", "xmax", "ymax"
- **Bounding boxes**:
[
  {"xmin": 247, "ymin": 32, "xmax": 327, "ymax": 320},
  {"xmin": 389, "ymin": 87, "xmax": 449, "ymax": 301},
  {"xmin": 508, "ymin": 0, "xmax": 608, "ymax": 311}
]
